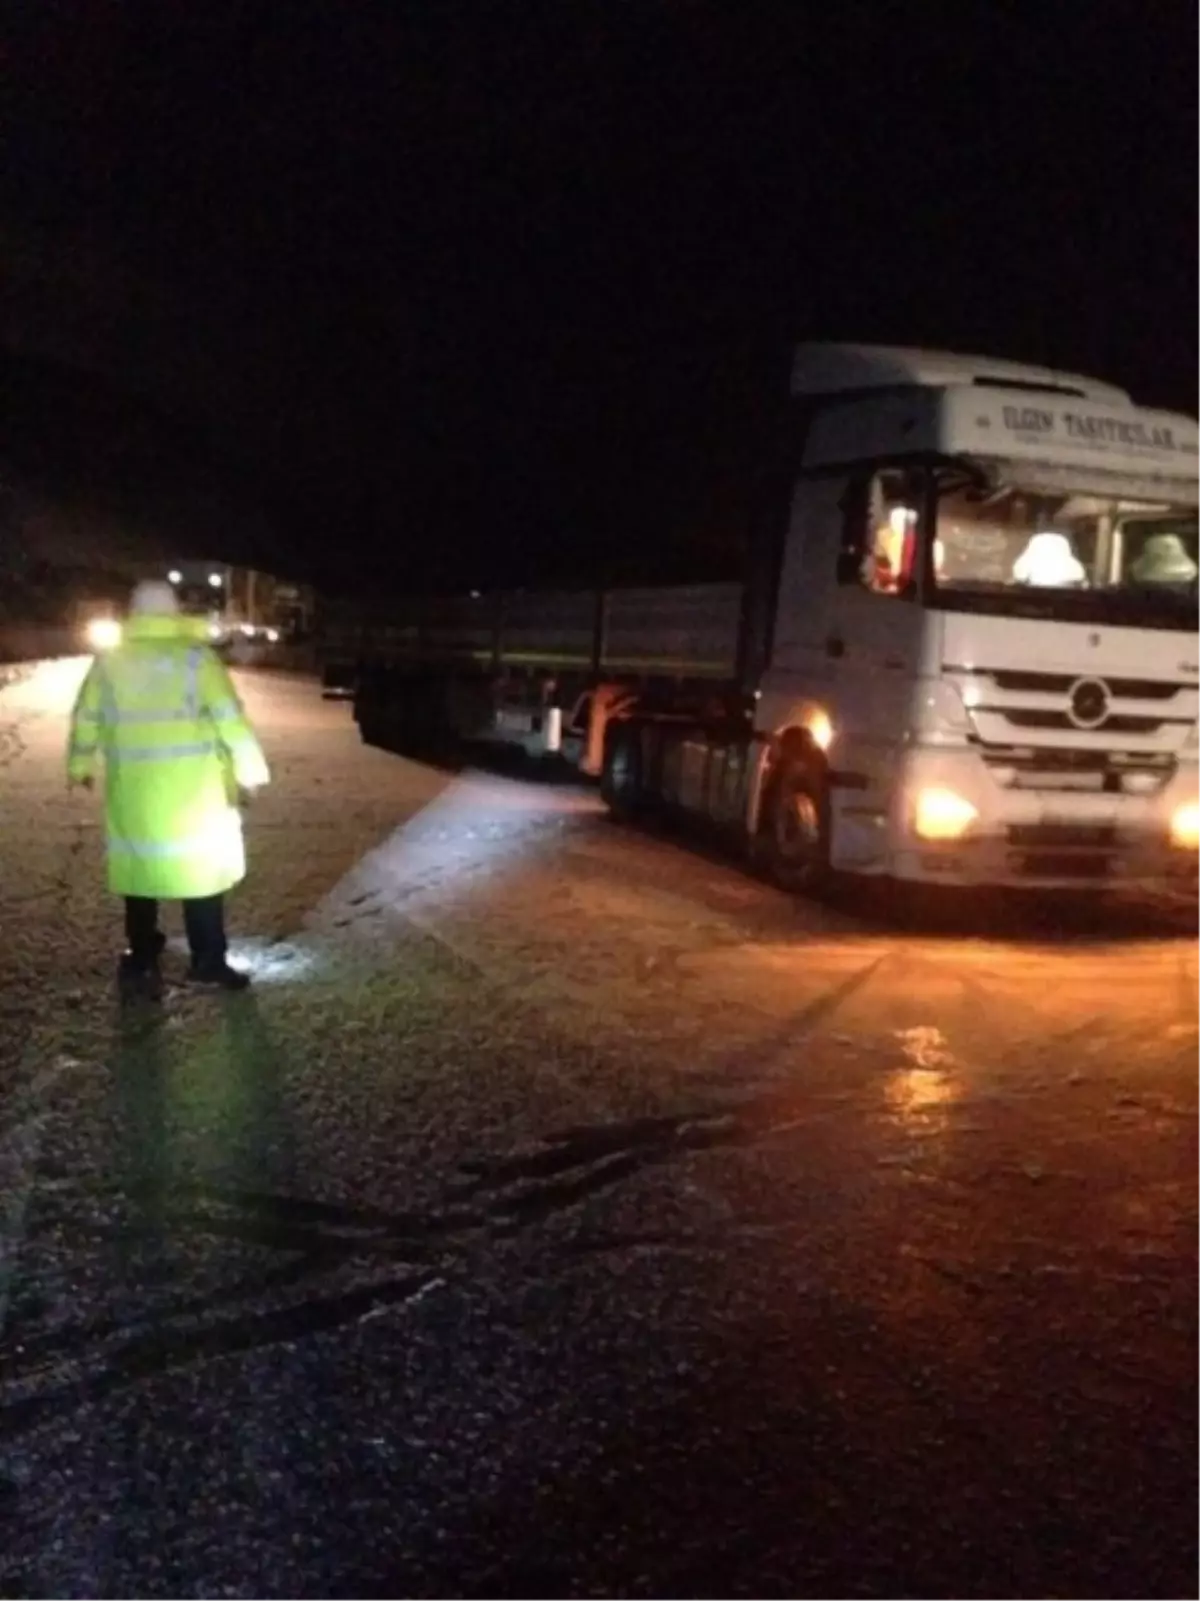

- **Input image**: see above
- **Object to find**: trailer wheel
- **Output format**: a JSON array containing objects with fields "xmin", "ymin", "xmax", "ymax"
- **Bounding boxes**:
[
  {"xmin": 355, "ymin": 696, "xmax": 382, "ymax": 748},
  {"xmin": 600, "ymin": 721, "xmax": 643, "ymax": 820},
  {"xmin": 763, "ymin": 746, "xmax": 830, "ymax": 893}
]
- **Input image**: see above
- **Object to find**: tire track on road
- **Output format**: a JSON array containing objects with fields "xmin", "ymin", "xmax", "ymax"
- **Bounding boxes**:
[
  {"xmin": 0, "ymin": 956, "xmax": 891, "ymax": 1441},
  {"xmin": 0, "ymin": 1055, "xmax": 87, "ymax": 1344}
]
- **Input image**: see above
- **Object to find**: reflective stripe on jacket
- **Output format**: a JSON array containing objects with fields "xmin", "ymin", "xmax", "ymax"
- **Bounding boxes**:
[{"xmin": 68, "ymin": 614, "xmax": 270, "ymax": 899}]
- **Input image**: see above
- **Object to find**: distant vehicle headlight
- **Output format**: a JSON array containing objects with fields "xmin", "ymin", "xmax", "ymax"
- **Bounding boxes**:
[
  {"xmin": 86, "ymin": 617, "xmax": 122, "ymax": 652},
  {"xmin": 265, "ymin": 627, "xmax": 280, "ymax": 643}
]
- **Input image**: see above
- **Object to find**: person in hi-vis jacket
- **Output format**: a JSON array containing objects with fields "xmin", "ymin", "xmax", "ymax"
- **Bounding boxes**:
[{"xmin": 67, "ymin": 579, "xmax": 270, "ymax": 997}]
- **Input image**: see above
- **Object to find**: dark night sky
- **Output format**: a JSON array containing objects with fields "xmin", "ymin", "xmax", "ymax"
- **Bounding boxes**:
[{"xmin": 2, "ymin": 0, "xmax": 1196, "ymax": 594}]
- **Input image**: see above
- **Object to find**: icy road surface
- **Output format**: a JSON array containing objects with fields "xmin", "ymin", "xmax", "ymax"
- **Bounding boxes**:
[{"xmin": 1, "ymin": 659, "xmax": 1196, "ymax": 1599}]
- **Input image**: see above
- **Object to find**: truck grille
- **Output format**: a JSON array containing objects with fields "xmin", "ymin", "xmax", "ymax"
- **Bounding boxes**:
[
  {"xmin": 974, "ymin": 743, "xmax": 1176, "ymax": 794},
  {"xmin": 1006, "ymin": 822, "xmax": 1118, "ymax": 848},
  {"xmin": 1003, "ymin": 823, "xmax": 1119, "ymax": 880},
  {"xmin": 947, "ymin": 663, "xmax": 1196, "ymax": 783},
  {"xmin": 986, "ymin": 670, "xmax": 1188, "ymax": 700},
  {"xmin": 1009, "ymin": 851, "xmax": 1112, "ymax": 880},
  {"xmin": 1000, "ymin": 709, "xmax": 1171, "ymax": 735}
]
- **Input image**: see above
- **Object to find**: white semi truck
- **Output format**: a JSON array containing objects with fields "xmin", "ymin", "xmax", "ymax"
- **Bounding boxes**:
[{"xmin": 348, "ymin": 344, "xmax": 1199, "ymax": 893}]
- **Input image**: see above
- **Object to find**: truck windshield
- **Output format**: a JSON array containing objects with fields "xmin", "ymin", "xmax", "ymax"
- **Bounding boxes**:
[{"xmin": 931, "ymin": 478, "xmax": 1199, "ymax": 631}]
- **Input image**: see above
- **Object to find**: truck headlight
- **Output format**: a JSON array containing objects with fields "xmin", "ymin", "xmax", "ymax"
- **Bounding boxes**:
[
  {"xmin": 85, "ymin": 617, "xmax": 121, "ymax": 651},
  {"xmin": 914, "ymin": 786, "xmax": 978, "ymax": 841},
  {"xmin": 1169, "ymin": 801, "xmax": 1200, "ymax": 850}
]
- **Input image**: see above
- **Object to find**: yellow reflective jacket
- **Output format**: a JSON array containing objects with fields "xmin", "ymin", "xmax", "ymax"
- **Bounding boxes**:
[{"xmin": 67, "ymin": 614, "xmax": 270, "ymax": 899}]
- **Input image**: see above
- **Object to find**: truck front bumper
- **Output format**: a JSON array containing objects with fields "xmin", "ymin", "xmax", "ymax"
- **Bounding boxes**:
[{"xmin": 833, "ymin": 743, "xmax": 1199, "ymax": 891}]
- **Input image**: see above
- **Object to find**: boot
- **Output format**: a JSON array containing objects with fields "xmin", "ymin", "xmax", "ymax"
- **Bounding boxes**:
[
  {"xmin": 118, "ymin": 951, "xmax": 164, "ymax": 1003},
  {"xmin": 185, "ymin": 959, "xmax": 251, "ymax": 991}
]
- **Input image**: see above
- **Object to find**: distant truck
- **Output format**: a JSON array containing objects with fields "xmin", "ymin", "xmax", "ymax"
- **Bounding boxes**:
[
  {"xmin": 156, "ymin": 561, "xmax": 314, "ymax": 658},
  {"xmin": 76, "ymin": 561, "xmax": 315, "ymax": 662},
  {"xmin": 338, "ymin": 344, "xmax": 1199, "ymax": 893}
]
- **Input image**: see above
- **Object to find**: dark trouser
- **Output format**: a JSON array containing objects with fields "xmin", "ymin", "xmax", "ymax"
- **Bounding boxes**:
[{"xmin": 124, "ymin": 895, "xmax": 227, "ymax": 969}]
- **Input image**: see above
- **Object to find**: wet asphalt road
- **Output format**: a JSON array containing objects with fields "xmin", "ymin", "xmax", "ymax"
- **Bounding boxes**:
[{"xmin": 1, "ymin": 661, "xmax": 1196, "ymax": 1599}]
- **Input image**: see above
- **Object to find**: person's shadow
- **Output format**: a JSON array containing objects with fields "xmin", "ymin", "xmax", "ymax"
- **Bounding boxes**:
[
  {"xmin": 70, "ymin": 998, "xmax": 300, "ymax": 1593},
  {"xmin": 112, "ymin": 991, "xmax": 291, "ymax": 1204},
  {"xmin": 110, "ymin": 1004, "xmax": 168, "ymax": 1266},
  {"xmin": 173, "ymin": 992, "xmax": 293, "ymax": 1196},
  {"xmin": 87, "ymin": 992, "xmax": 302, "ymax": 1408}
]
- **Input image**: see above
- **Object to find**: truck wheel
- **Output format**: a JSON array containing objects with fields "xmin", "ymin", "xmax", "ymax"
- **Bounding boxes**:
[
  {"xmin": 600, "ymin": 722, "xmax": 643, "ymax": 820},
  {"xmin": 764, "ymin": 747, "xmax": 830, "ymax": 893}
]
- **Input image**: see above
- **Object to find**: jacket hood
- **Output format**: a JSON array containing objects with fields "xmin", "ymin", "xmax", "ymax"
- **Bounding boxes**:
[{"xmin": 122, "ymin": 613, "xmax": 211, "ymax": 644}]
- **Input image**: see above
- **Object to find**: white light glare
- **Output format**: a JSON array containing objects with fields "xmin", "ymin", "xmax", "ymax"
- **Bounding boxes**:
[
  {"xmin": 162, "ymin": 935, "xmax": 323, "ymax": 984},
  {"xmin": 85, "ymin": 617, "xmax": 122, "ymax": 651},
  {"xmin": 230, "ymin": 938, "xmax": 323, "ymax": 983}
]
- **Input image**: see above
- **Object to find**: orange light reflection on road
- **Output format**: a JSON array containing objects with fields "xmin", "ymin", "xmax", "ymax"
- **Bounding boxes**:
[{"xmin": 884, "ymin": 1025, "xmax": 960, "ymax": 1132}]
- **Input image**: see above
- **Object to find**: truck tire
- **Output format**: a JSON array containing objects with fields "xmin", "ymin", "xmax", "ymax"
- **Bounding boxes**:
[
  {"xmin": 762, "ymin": 744, "xmax": 831, "ymax": 893},
  {"xmin": 600, "ymin": 721, "xmax": 644, "ymax": 820}
]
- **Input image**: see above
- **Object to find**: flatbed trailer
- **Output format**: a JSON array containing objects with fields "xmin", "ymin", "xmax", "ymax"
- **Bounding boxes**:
[{"xmin": 324, "ymin": 580, "xmax": 744, "ymax": 764}]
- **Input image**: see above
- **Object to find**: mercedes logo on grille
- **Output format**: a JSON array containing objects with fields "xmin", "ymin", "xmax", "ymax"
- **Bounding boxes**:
[{"xmin": 1067, "ymin": 676, "xmax": 1111, "ymax": 729}]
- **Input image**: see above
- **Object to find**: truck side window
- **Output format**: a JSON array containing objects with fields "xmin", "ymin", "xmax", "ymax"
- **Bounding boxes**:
[{"xmin": 861, "ymin": 471, "xmax": 921, "ymax": 596}]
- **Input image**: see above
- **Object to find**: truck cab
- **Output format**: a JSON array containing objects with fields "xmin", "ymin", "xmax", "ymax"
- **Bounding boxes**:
[{"xmin": 746, "ymin": 344, "xmax": 1198, "ymax": 890}]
